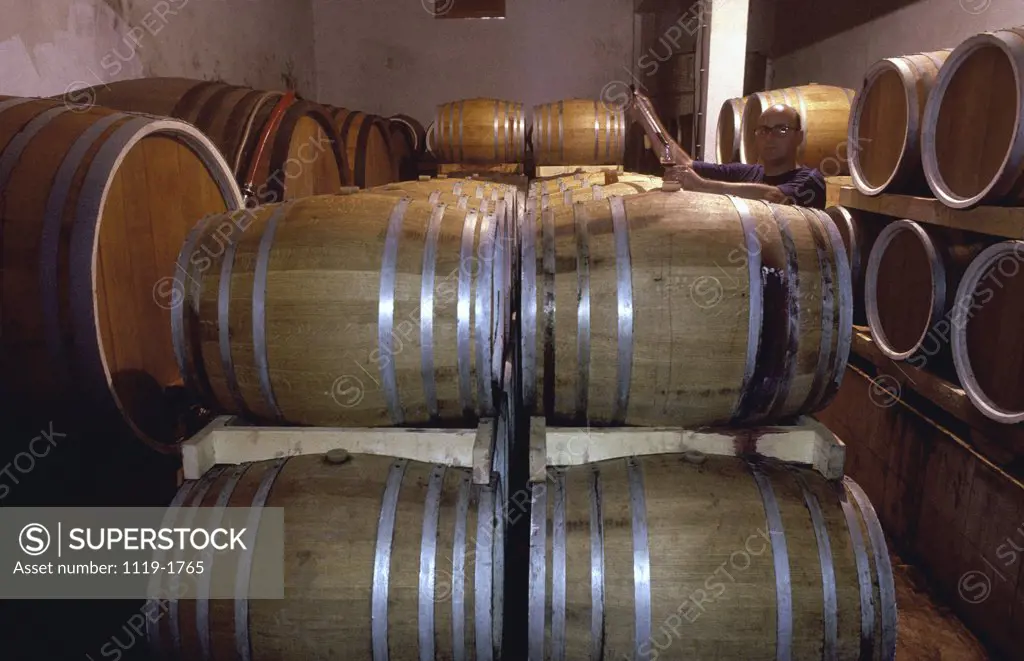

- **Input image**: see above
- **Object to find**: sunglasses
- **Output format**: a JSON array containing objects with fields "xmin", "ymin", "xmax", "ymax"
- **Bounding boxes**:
[{"xmin": 755, "ymin": 125, "xmax": 797, "ymax": 137}]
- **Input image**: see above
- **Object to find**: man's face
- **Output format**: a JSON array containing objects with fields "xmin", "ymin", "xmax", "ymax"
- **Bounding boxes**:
[{"xmin": 755, "ymin": 109, "xmax": 801, "ymax": 163}]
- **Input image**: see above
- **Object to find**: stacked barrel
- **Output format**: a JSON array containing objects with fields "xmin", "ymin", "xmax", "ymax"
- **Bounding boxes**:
[
  {"xmin": 0, "ymin": 78, "xmax": 895, "ymax": 661},
  {"xmin": 840, "ymin": 27, "xmax": 1024, "ymax": 426},
  {"xmin": 521, "ymin": 172, "xmax": 853, "ymax": 428}
]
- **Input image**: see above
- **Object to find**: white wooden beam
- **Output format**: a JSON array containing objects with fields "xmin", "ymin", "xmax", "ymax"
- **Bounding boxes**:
[{"xmin": 701, "ymin": 0, "xmax": 750, "ymax": 161}]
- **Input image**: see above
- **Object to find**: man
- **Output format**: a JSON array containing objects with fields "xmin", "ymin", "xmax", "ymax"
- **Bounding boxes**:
[{"xmin": 638, "ymin": 100, "xmax": 826, "ymax": 208}]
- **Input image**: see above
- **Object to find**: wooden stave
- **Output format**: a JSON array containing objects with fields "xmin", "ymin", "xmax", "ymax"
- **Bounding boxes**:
[
  {"xmin": 527, "ymin": 454, "xmax": 897, "ymax": 661},
  {"xmin": 849, "ymin": 51, "xmax": 952, "ymax": 196},
  {"xmin": 331, "ymin": 108, "xmax": 399, "ymax": 188},
  {"xmin": 0, "ymin": 96, "xmax": 243, "ymax": 448},
  {"xmin": 147, "ymin": 453, "xmax": 504, "ymax": 661},
  {"xmin": 716, "ymin": 97, "xmax": 747, "ymax": 164},
  {"xmin": 519, "ymin": 190, "xmax": 851, "ymax": 428},
  {"xmin": 531, "ymin": 99, "xmax": 627, "ymax": 166},
  {"xmin": 434, "ymin": 99, "xmax": 525, "ymax": 164},
  {"xmin": 173, "ymin": 193, "xmax": 507, "ymax": 428},
  {"xmin": 740, "ymin": 84, "xmax": 856, "ymax": 173},
  {"xmin": 68, "ymin": 78, "xmax": 349, "ymax": 201},
  {"xmin": 921, "ymin": 27, "xmax": 1024, "ymax": 208}
]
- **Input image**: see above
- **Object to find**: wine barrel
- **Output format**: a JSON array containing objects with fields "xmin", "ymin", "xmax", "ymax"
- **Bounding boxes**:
[
  {"xmin": 0, "ymin": 96, "xmax": 243, "ymax": 447},
  {"xmin": 374, "ymin": 177, "xmax": 518, "ymax": 216},
  {"xmin": 147, "ymin": 453, "xmax": 504, "ymax": 661},
  {"xmin": 528, "ymin": 180, "xmax": 662, "ymax": 211},
  {"xmin": 850, "ymin": 50, "xmax": 952, "ymax": 196},
  {"xmin": 922, "ymin": 27, "xmax": 1024, "ymax": 208},
  {"xmin": 716, "ymin": 96, "xmax": 747, "ymax": 163},
  {"xmin": 329, "ymin": 108, "xmax": 399, "ymax": 188},
  {"xmin": 951, "ymin": 240, "xmax": 1024, "ymax": 423},
  {"xmin": 864, "ymin": 220, "xmax": 988, "ymax": 368},
  {"xmin": 429, "ymin": 99, "xmax": 525, "ymax": 164},
  {"xmin": 531, "ymin": 99, "xmax": 626, "ymax": 166},
  {"xmin": 66, "ymin": 77, "xmax": 349, "ymax": 203},
  {"xmin": 529, "ymin": 171, "xmax": 615, "ymax": 196},
  {"xmin": 528, "ymin": 454, "xmax": 896, "ymax": 661},
  {"xmin": 389, "ymin": 113, "xmax": 427, "ymax": 155},
  {"xmin": 173, "ymin": 193, "xmax": 508, "ymax": 427},
  {"xmin": 740, "ymin": 84, "xmax": 856, "ymax": 174},
  {"xmin": 825, "ymin": 206, "xmax": 885, "ymax": 326},
  {"xmin": 521, "ymin": 190, "xmax": 852, "ymax": 427},
  {"xmin": 387, "ymin": 114, "xmax": 427, "ymax": 180}
]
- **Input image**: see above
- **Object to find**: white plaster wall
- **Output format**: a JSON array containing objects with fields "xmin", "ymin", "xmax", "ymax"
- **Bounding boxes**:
[
  {"xmin": 312, "ymin": 0, "xmax": 635, "ymax": 126},
  {"xmin": 701, "ymin": 0, "xmax": 749, "ymax": 161},
  {"xmin": 772, "ymin": 0, "xmax": 1024, "ymax": 90},
  {"xmin": 0, "ymin": 0, "xmax": 317, "ymax": 99}
]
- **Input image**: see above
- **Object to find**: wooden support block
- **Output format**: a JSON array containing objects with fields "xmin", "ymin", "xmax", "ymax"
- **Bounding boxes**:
[
  {"xmin": 825, "ymin": 176, "xmax": 851, "ymax": 208},
  {"xmin": 472, "ymin": 418, "xmax": 496, "ymax": 484},
  {"xmin": 798, "ymin": 415, "xmax": 847, "ymax": 480},
  {"xmin": 534, "ymin": 165, "xmax": 624, "ymax": 177},
  {"xmin": 181, "ymin": 415, "xmax": 234, "ymax": 481},
  {"xmin": 180, "ymin": 419, "xmax": 480, "ymax": 480},
  {"xmin": 529, "ymin": 416, "xmax": 547, "ymax": 483},
  {"xmin": 543, "ymin": 422, "xmax": 845, "ymax": 479}
]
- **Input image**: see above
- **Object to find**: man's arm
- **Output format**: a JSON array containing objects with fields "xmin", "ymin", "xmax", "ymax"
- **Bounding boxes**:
[
  {"xmin": 686, "ymin": 177, "xmax": 789, "ymax": 203},
  {"xmin": 667, "ymin": 164, "xmax": 789, "ymax": 202}
]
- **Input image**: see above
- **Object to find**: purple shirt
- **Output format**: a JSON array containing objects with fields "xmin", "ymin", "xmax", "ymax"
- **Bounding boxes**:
[{"xmin": 691, "ymin": 161, "xmax": 826, "ymax": 208}]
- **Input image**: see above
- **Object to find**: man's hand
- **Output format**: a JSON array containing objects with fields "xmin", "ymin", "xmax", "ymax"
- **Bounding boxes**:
[{"xmin": 664, "ymin": 165, "xmax": 706, "ymax": 191}]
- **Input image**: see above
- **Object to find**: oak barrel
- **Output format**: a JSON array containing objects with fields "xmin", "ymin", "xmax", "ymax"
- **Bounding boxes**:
[
  {"xmin": 864, "ymin": 220, "xmax": 988, "ymax": 369},
  {"xmin": 952, "ymin": 240, "xmax": 1024, "ymax": 423},
  {"xmin": 0, "ymin": 96, "xmax": 243, "ymax": 447},
  {"xmin": 373, "ymin": 177, "xmax": 519, "ymax": 219},
  {"xmin": 147, "ymin": 454, "xmax": 504, "ymax": 660},
  {"xmin": 389, "ymin": 114, "xmax": 427, "ymax": 155},
  {"xmin": 173, "ymin": 193, "xmax": 508, "ymax": 427},
  {"xmin": 388, "ymin": 114, "xmax": 427, "ymax": 180},
  {"xmin": 329, "ymin": 107, "xmax": 399, "ymax": 188},
  {"xmin": 528, "ymin": 180, "xmax": 661, "ymax": 210},
  {"xmin": 741, "ymin": 84, "xmax": 856, "ymax": 174},
  {"xmin": 825, "ymin": 206, "xmax": 885, "ymax": 326},
  {"xmin": 716, "ymin": 96, "xmax": 747, "ymax": 163},
  {"xmin": 521, "ymin": 190, "xmax": 852, "ymax": 427},
  {"xmin": 529, "ymin": 171, "xmax": 614, "ymax": 196},
  {"xmin": 429, "ymin": 99, "xmax": 525, "ymax": 164},
  {"xmin": 528, "ymin": 454, "xmax": 896, "ymax": 661},
  {"xmin": 65, "ymin": 77, "xmax": 348, "ymax": 203},
  {"xmin": 922, "ymin": 27, "xmax": 1024, "ymax": 207},
  {"xmin": 849, "ymin": 51, "xmax": 952, "ymax": 196},
  {"xmin": 531, "ymin": 99, "xmax": 626, "ymax": 166}
]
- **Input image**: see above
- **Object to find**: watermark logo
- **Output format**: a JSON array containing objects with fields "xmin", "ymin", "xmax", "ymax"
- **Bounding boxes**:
[
  {"xmin": 152, "ymin": 274, "xmax": 187, "ymax": 311},
  {"xmin": 690, "ymin": 275, "xmax": 724, "ymax": 310},
  {"xmin": 868, "ymin": 374, "xmax": 901, "ymax": 408},
  {"xmin": 422, "ymin": 0, "xmax": 455, "ymax": 16},
  {"xmin": 331, "ymin": 375, "xmax": 365, "ymax": 408},
  {"xmin": 19, "ymin": 524, "xmax": 51, "ymax": 556},
  {"xmin": 958, "ymin": 570, "xmax": 991, "ymax": 604},
  {"xmin": 959, "ymin": 0, "xmax": 991, "ymax": 14},
  {"xmin": 62, "ymin": 82, "xmax": 98, "ymax": 113}
]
